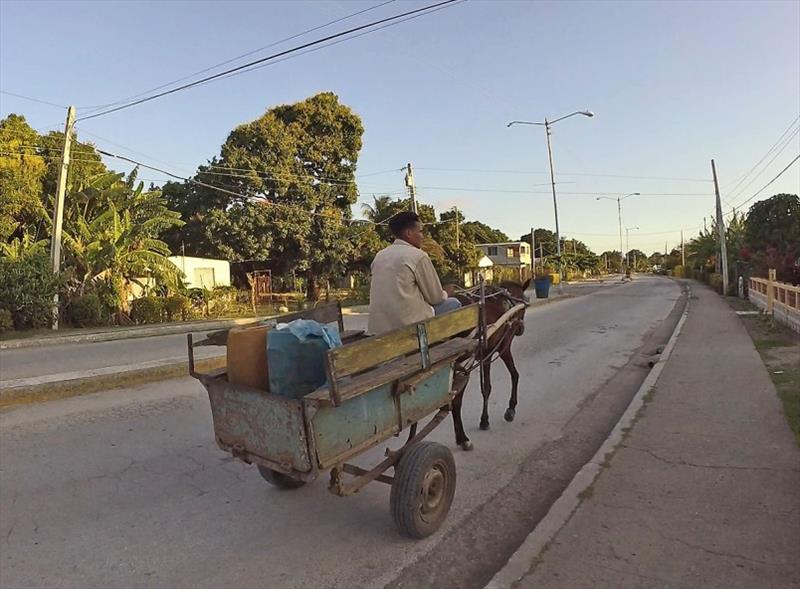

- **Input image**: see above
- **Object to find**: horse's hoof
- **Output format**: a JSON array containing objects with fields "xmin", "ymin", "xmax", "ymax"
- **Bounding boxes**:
[
  {"xmin": 504, "ymin": 408, "xmax": 516, "ymax": 422},
  {"xmin": 460, "ymin": 440, "xmax": 474, "ymax": 451},
  {"xmin": 479, "ymin": 421, "xmax": 490, "ymax": 431}
]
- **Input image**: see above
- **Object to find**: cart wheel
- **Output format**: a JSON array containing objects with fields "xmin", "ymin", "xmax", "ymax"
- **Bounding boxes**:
[
  {"xmin": 390, "ymin": 442, "xmax": 456, "ymax": 539},
  {"xmin": 257, "ymin": 465, "xmax": 305, "ymax": 490}
]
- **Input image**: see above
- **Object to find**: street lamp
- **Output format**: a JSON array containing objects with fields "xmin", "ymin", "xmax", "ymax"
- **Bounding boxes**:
[
  {"xmin": 596, "ymin": 192, "xmax": 640, "ymax": 274},
  {"xmin": 625, "ymin": 226, "xmax": 640, "ymax": 269},
  {"xmin": 508, "ymin": 110, "xmax": 594, "ymax": 291}
]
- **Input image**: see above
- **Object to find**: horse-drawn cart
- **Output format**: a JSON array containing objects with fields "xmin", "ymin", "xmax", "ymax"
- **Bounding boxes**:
[{"xmin": 187, "ymin": 304, "xmax": 478, "ymax": 538}]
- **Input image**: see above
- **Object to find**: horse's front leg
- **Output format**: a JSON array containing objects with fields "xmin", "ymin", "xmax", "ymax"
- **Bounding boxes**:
[
  {"xmin": 501, "ymin": 344, "xmax": 520, "ymax": 422},
  {"xmin": 479, "ymin": 360, "xmax": 492, "ymax": 430}
]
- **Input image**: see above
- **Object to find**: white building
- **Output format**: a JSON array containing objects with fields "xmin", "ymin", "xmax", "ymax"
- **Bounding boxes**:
[
  {"xmin": 476, "ymin": 242, "xmax": 532, "ymax": 268},
  {"xmin": 168, "ymin": 256, "xmax": 231, "ymax": 289}
]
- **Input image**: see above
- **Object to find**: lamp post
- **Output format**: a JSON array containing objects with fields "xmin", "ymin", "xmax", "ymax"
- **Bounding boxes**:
[
  {"xmin": 508, "ymin": 110, "xmax": 594, "ymax": 291},
  {"xmin": 625, "ymin": 225, "xmax": 639, "ymax": 269},
  {"xmin": 596, "ymin": 192, "xmax": 640, "ymax": 274}
]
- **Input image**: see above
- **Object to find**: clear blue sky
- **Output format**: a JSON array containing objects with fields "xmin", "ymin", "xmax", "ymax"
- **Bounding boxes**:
[{"xmin": 2, "ymin": 0, "xmax": 798, "ymax": 254}]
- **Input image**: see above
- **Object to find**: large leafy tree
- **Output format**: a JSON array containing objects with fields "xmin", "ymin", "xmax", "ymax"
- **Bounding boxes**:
[
  {"xmin": 179, "ymin": 92, "xmax": 364, "ymax": 300},
  {"xmin": 0, "ymin": 115, "xmax": 47, "ymax": 241},
  {"xmin": 744, "ymin": 193, "xmax": 800, "ymax": 283}
]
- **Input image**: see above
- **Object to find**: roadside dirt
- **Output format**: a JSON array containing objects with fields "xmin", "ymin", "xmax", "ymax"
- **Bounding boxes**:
[{"xmin": 727, "ymin": 296, "xmax": 800, "ymax": 446}]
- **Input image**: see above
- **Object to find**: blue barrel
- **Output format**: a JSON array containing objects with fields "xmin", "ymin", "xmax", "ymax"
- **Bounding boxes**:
[
  {"xmin": 267, "ymin": 330, "xmax": 329, "ymax": 399},
  {"xmin": 534, "ymin": 277, "xmax": 551, "ymax": 299}
]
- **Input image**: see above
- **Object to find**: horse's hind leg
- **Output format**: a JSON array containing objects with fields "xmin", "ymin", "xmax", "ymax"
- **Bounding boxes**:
[
  {"xmin": 479, "ymin": 361, "xmax": 492, "ymax": 430},
  {"xmin": 502, "ymin": 346, "xmax": 520, "ymax": 422},
  {"xmin": 451, "ymin": 374, "xmax": 473, "ymax": 451}
]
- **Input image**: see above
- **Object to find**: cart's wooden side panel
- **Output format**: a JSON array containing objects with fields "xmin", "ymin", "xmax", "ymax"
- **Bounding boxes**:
[
  {"xmin": 205, "ymin": 376, "xmax": 314, "ymax": 475},
  {"xmin": 308, "ymin": 363, "xmax": 454, "ymax": 470},
  {"xmin": 398, "ymin": 365, "xmax": 453, "ymax": 428},
  {"xmin": 329, "ymin": 305, "xmax": 478, "ymax": 378},
  {"xmin": 307, "ymin": 382, "xmax": 399, "ymax": 470}
]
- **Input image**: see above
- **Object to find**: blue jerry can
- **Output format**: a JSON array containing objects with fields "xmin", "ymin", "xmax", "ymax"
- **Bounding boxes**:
[{"xmin": 267, "ymin": 330, "xmax": 330, "ymax": 399}]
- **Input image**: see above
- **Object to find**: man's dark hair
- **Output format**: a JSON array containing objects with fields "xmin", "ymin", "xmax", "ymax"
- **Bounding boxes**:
[{"xmin": 389, "ymin": 211, "xmax": 420, "ymax": 238}]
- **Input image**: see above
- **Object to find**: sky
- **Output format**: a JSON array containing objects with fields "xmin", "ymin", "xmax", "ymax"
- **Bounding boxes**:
[{"xmin": 1, "ymin": 0, "xmax": 799, "ymax": 255}]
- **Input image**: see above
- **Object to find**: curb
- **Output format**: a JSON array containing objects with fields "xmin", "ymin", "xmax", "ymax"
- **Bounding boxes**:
[
  {"xmin": 0, "ymin": 355, "xmax": 226, "ymax": 408},
  {"xmin": 485, "ymin": 285, "xmax": 691, "ymax": 589},
  {"xmin": 0, "ymin": 318, "xmax": 271, "ymax": 350}
]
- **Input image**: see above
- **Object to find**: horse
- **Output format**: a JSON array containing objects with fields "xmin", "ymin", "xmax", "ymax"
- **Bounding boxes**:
[{"xmin": 448, "ymin": 279, "xmax": 531, "ymax": 451}]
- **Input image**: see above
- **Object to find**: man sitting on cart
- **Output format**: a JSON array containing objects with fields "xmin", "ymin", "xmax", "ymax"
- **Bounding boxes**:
[{"xmin": 368, "ymin": 211, "xmax": 461, "ymax": 335}]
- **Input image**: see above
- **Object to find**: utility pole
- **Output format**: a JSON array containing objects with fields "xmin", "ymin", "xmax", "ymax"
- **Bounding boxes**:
[
  {"xmin": 712, "ymin": 159, "xmax": 729, "ymax": 296},
  {"xmin": 530, "ymin": 227, "xmax": 536, "ymax": 276},
  {"xmin": 404, "ymin": 162, "xmax": 417, "ymax": 214},
  {"xmin": 681, "ymin": 230, "xmax": 685, "ymax": 268},
  {"xmin": 50, "ymin": 105, "xmax": 76, "ymax": 330},
  {"xmin": 544, "ymin": 119, "xmax": 564, "ymax": 292},
  {"xmin": 454, "ymin": 206, "xmax": 461, "ymax": 282}
]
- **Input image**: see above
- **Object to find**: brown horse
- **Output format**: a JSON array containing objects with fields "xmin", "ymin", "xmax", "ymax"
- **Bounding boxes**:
[{"xmin": 449, "ymin": 279, "xmax": 531, "ymax": 451}]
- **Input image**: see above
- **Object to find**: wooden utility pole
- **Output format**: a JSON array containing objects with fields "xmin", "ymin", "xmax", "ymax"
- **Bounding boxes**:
[
  {"xmin": 530, "ymin": 227, "xmax": 536, "ymax": 276},
  {"xmin": 50, "ymin": 105, "xmax": 76, "ymax": 330},
  {"xmin": 404, "ymin": 162, "xmax": 417, "ymax": 214},
  {"xmin": 712, "ymin": 159, "xmax": 729, "ymax": 296},
  {"xmin": 454, "ymin": 206, "xmax": 461, "ymax": 282},
  {"xmin": 681, "ymin": 230, "xmax": 685, "ymax": 268}
]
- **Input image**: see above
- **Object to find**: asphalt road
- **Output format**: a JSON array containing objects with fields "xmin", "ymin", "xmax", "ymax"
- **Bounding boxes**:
[
  {"xmin": 0, "ymin": 276, "xmax": 681, "ymax": 589},
  {"xmin": 0, "ymin": 280, "xmax": 619, "ymax": 382}
]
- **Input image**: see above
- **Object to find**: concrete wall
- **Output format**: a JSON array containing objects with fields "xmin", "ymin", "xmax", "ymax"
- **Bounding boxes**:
[{"xmin": 168, "ymin": 256, "xmax": 231, "ymax": 289}]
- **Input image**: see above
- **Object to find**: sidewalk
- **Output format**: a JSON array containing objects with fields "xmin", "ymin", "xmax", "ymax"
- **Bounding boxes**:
[{"xmin": 499, "ymin": 282, "xmax": 800, "ymax": 588}]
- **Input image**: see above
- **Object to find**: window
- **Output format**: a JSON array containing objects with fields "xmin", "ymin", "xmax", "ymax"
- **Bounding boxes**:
[
  {"xmin": 488, "ymin": 246, "xmax": 498, "ymax": 256},
  {"xmin": 507, "ymin": 247, "xmax": 515, "ymax": 258}
]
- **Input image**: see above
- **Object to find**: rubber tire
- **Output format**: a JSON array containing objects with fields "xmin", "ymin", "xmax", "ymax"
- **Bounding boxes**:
[
  {"xmin": 390, "ymin": 442, "xmax": 456, "ymax": 539},
  {"xmin": 257, "ymin": 465, "xmax": 306, "ymax": 490}
]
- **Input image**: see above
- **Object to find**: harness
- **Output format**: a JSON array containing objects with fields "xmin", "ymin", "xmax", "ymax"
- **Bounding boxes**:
[{"xmin": 453, "ymin": 284, "xmax": 530, "ymax": 376}]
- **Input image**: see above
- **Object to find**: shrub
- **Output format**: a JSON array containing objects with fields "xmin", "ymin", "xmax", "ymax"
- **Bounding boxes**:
[
  {"xmin": 130, "ymin": 296, "xmax": 164, "ymax": 324},
  {"xmin": 164, "ymin": 294, "xmax": 191, "ymax": 322},
  {"xmin": 0, "ymin": 252, "xmax": 61, "ymax": 329},
  {"xmin": 68, "ymin": 294, "xmax": 103, "ymax": 327},
  {"xmin": 708, "ymin": 273, "xmax": 724, "ymax": 293},
  {"xmin": 0, "ymin": 309, "xmax": 13, "ymax": 333}
]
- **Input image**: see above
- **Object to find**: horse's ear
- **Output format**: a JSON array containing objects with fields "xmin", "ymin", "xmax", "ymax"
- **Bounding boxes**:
[{"xmin": 522, "ymin": 278, "xmax": 532, "ymax": 291}]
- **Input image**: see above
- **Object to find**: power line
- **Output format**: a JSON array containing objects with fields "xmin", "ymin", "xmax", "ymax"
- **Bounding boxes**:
[
  {"xmin": 0, "ymin": 90, "xmax": 66, "ymax": 109},
  {"xmin": 415, "ymin": 166, "xmax": 714, "ymax": 183},
  {"xmin": 724, "ymin": 154, "xmax": 800, "ymax": 215},
  {"xmin": 723, "ymin": 114, "xmax": 800, "ymax": 195},
  {"xmin": 726, "ymin": 125, "xmax": 799, "ymax": 206},
  {"xmin": 76, "ymin": 0, "xmax": 397, "ymax": 114},
  {"xmin": 76, "ymin": 0, "xmax": 463, "ymax": 122}
]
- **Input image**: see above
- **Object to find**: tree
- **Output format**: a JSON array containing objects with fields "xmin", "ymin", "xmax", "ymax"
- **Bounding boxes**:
[
  {"xmin": 462, "ymin": 221, "xmax": 508, "ymax": 244},
  {"xmin": 183, "ymin": 92, "xmax": 364, "ymax": 300},
  {"xmin": 62, "ymin": 171, "xmax": 183, "ymax": 312},
  {"xmin": 744, "ymin": 193, "xmax": 800, "ymax": 283},
  {"xmin": 0, "ymin": 115, "xmax": 47, "ymax": 241},
  {"xmin": 600, "ymin": 250, "xmax": 624, "ymax": 273}
]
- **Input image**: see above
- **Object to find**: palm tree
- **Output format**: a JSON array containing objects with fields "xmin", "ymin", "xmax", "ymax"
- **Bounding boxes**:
[{"xmin": 62, "ymin": 171, "xmax": 183, "ymax": 311}]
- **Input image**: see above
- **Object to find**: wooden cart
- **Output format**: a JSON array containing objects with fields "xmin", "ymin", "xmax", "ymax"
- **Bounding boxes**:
[{"xmin": 188, "ymin": 304, "xmax": 478, "ymax": 538}]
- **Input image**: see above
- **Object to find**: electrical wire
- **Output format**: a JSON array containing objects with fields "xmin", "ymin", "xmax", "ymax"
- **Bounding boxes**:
[
  {"xmin": 415, "ymin": 166, "xmax": 714, "ymax": 183},
  {"xmin": 724, "ymin": 154, "xmax": 800, "ymax": 215},
  {"xmin": 0, "ymin": 90, "xmax": 66, "ymax": 109},
  {"xmin": 76, "ymin": 0, "xmax": 397, "ymax": 114},
  {"xmin": 723, "ymin": 114, "xmax": 800, "ymax": 195},
  {"xmin": 76, "ymin": 0, "xmax": 463, "ymax": 121},
  {"xmin": 725, "ymin": 126, "xmax": 799, "ymax": 206}
]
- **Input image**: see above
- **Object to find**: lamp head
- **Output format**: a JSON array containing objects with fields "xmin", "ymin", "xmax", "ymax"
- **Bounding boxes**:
[{"xmin": 581, "ymin": 111, "xmax": 595, "ymax": 117}]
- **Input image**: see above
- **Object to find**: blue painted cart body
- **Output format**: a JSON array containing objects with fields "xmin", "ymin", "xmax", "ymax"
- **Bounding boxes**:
[{"xmin": 189, "ymin": 304, "xmax": 478, "ymax": 496}]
